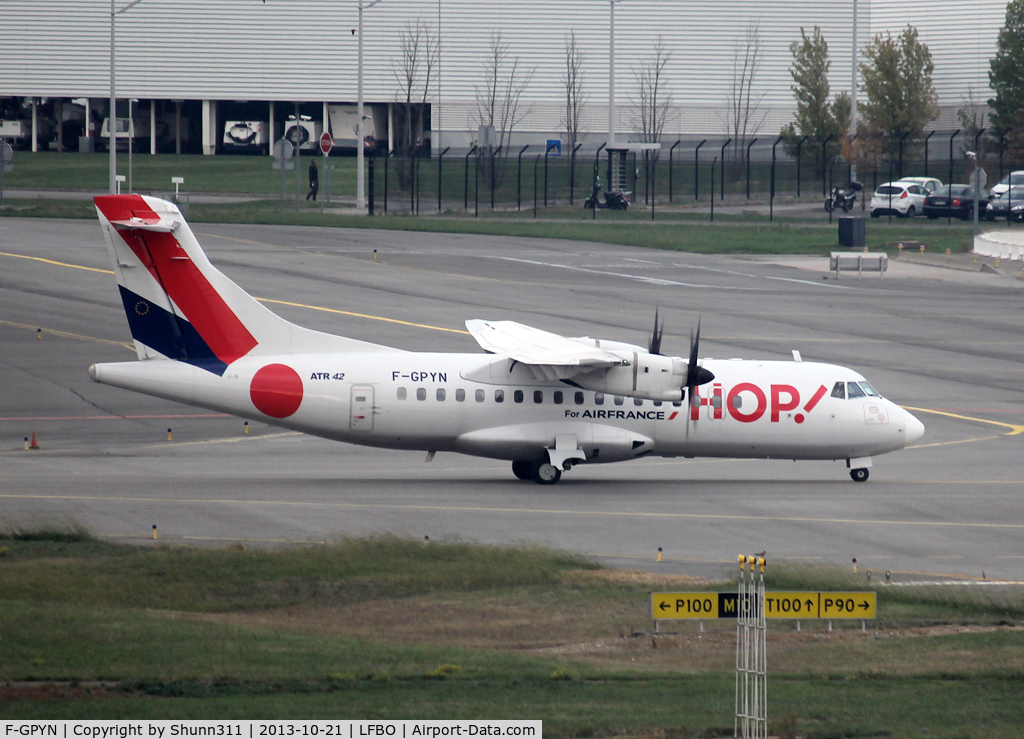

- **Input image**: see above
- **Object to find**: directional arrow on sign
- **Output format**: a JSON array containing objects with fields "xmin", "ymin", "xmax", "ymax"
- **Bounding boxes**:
[
  {"xmin": 659, "ymin": 602, "xmax": 671, "ymax": 611},
  {"xmin": 860, "ymin": 601, "xmax": 870, "ymax": 610}
]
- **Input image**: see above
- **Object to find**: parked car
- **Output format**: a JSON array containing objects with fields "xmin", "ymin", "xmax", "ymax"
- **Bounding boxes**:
[
  {"xmin": 989, "ymin": 171, "xmax": 1024, "ymax": 198},
  {"xmin": 923, "ymin": 185, "xmax": 990, "ymax": 220},
  {"xmin": 898, "ymin": 176, "xmax": 942, "ymax": 193},
  {"xmin": 985, "ymin": 185, "xmax": 1024, "ymax": 221},
  {"xmin": 870, "ymin": 181, "xmax": 929, "ymax": 218}
]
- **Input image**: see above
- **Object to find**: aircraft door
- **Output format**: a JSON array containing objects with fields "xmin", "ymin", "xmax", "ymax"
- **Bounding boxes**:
[{"xmin": 350, "ymin": 385, "xmax": 375, "ymax": 431}]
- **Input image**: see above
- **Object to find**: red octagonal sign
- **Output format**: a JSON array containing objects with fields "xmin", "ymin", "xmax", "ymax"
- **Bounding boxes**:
[{"xmin": 319, "ymin": 132, "xmax": 333, "ymax": 155}]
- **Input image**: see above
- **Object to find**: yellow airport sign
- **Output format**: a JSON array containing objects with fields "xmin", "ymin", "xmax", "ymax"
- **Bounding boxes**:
[{"xmin": 652, "ymin": 591, "xmax": 876, "ymax": 620}]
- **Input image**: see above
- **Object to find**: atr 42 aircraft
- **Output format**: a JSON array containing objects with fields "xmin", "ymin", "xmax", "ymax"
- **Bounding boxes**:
[{"xmin": 90, "ymin": 194, "xmax": 924, "ymax": 484}]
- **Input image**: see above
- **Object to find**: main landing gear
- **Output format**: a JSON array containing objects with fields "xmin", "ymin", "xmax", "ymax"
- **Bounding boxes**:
[
  {"xmin": 512, "ymin": 460, "xmax": 562, "ymax": 485},
  {"xmin": 850, "ymin": 468, "xmax": 869, "ymax": 483}
]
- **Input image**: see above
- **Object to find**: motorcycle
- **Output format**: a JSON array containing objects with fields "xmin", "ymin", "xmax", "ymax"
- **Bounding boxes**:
[
  {"xmin": 824, "ymin": 181, "xmax": 863, "ymax": 213},
  {"xmin": 584, "ymin": 179, "xmax": 630, "ymax": 210}
]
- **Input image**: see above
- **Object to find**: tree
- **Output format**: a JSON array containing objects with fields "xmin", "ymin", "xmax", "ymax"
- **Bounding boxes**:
[
  {"xmin": 473, "ymin": 31, "xmax": 534, "ymax": 165},
  {"xmin": 780, "ymin": 26, "xmax": 850, "ymax": 173},
  {"xmin": 858, "ymin": 26, "xmax": 939, "ymax": 164},
  {"xmin": 989, "ymin": 0, "xmax": 1024, "ymax": 160},
  {"xmin": 957, "ymin": 87, "xmax": 987, "ymax": 160},
  {"xmin": 723, "ymin": 22, "xmax": 767, "ymax": 167},
  {"xmin": 628, "ymin": 37, "xmax": 673, "ymax": 144},
  {"xmin": 391, "ymin": 19, "xmax": 438, "ymax": 188},
  {"xmin": 560, "ymin": 31, "xmax": 588, "ymax": 155}
]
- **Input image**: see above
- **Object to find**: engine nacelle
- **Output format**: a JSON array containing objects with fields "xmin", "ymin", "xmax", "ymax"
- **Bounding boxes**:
[{"xmin": 572, "ymin": 352, "xmax": 689, "ymax": 402}]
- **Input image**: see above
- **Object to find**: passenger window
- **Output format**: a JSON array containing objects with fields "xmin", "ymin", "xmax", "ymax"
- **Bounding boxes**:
[
  {"xmin": 494, "ymin": 389, "xmax": 504, "ymax": 403},
  {"xmin": 575, "ymin": 391, "xmax": 585, "ymax": 405},
  {"xmin": 475, "ymin": 389, "xmax": 485, "ymax": 402},
  {"xmin": 594, "ymin": 392, "xmax": 605, "ymax": 405},
  {"xmin": 514, "ymin": 390, "xmax": 524, "ymax": 403},
  {"xmin": 416, "ymin": 388, "xmax": 426, "ymax": 401},
  {"xmin": 455, "ymin": 389, "xmax": 465, "ymax": 402},
  {"xmin": 711, "ymin": 396, "xmax": 722, "ymax": 408},
  {"xmin": 553, "ymin": 391, "xmax": 564, "ymax": 405},
  {"xmin": 614, "ymin": 395, "xmax": 624, "ymax": 406},
  {"xmin": 831, "ymin": 381, "xmax": 846, "ymax": 399},
  {"xmin": 673, "ymin": 399, "xmax": 683, "ymax": 407},
  {"xmin": 436, "ymin": 388, "xmax": 446, "ymax": 401},
  {"xmin": 397, "ymin": 387, "xmax": 407, "ymax": 400},
  {"xmin": 847, "ymin": 382, "xmax": 866, "ymax": 398},
  {"xmin": 534, "ymin": 390, "xmax": 543, "ymax": 403},
  {"xmin": 634, "ymin": 398, "xmax": 644, "ymax": 406},
  {"xmin": 730, "ymin": 395, "xmax": 741, "ymax": 409},
  {"xmin": 653, "ymin": 400, "xmax": 662, "ymax": 407}
]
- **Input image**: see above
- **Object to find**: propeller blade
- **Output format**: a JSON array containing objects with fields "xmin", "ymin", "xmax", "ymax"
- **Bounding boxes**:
[
  {"xmin": 686, "ymin": 319, "xmax": 715, "ymax": 389},
  {"xmin": 648, "ymin": 308, "xmax": 664, "ymax": 356}
]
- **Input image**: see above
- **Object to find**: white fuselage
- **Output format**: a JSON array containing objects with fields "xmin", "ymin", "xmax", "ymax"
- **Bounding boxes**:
[{"xmin": 91, "ymin": 351, "xmax": 918, "ymax": 466}]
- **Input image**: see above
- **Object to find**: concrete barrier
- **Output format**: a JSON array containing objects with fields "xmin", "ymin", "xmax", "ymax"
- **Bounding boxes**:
[{"xmin": 830, "ymin": 251, "xmax": 887, "ymax": 279}]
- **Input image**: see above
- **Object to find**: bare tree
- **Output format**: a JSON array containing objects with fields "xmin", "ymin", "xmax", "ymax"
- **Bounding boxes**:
[
  {"xmin": 560, "ymin": 31, "xmax": 588, "ymax": 153},
  {"xmin": 473, "ymin": 32, "xmax": 535, "ymax": 161},
  {"xmin": 392, "ymin": 18, "xmax": 438, "ymax": 187},
  {"xmin": 628, "ymin": 37, "xmax": 673, "ymax": 143},
  {"xmin": 722, "ymin": 22, "xmax": 768, "ymax": 167}
]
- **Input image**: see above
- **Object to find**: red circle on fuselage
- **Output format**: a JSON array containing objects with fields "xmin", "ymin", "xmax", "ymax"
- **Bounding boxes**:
[{"xmin": 250, "ymin": 364, "xmax": 303, "ymax": 418}]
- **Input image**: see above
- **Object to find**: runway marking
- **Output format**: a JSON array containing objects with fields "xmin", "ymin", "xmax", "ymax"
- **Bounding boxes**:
[
  {"xmin": 903, "ymin": 406, "xmax": 1024, "ymax": 436},
  {"xmin": 0, "ymin": 319, "xmax": 135, "ymax": 351},
  {"xmin": 5, "ymin": 493, "xmax": 1024, "ymax": 531},
  {"xmin": 0, "ymin": 413, "xmax": 229, "ymax": 421},
  {"xmin": 134, "ymin": 431, "xmax": 299, "ymax": 449},
  {"xmin": 0, "ymin": 251, "xmax": 114, "ymax": 275},
  {"xmin": 255, "ymin": 298, "xmax": 470, "ymax": 335}
]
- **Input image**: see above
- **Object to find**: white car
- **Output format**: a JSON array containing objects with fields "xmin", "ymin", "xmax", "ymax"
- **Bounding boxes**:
[
  {"xmin": 989, "ymin": 171, "xmax": 1024, "ymax": 199},
  {"xmin": 870, "ymin": 181, "xmax": 930, "ymax": 218},
  {"xmin": 898, "ymin": 176, "xmax": 942, "ymax": 193}
]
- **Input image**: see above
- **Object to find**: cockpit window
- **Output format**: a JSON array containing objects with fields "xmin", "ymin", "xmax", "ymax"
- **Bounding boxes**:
[
  {"xmin": 859, "ymin": 381, "xmax": 880, "ymax": 397},
  {"xmin": 831, "ymin": 381, "xmax": 846, "ymax": 399},
  {"xmin": 847, "ymin": 382, "xmax": 866, "ymax": 398}
]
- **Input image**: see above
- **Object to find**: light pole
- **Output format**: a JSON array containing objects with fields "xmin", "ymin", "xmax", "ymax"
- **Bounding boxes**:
[
  {"xmin": 608, "ymin": 0, "xmax": 625, "ymax": 147},
  {"xmin": 357, "ymin": 0, "xmax": 384, "ymax": 212},
  {"xmin": 850, "ymin": 0, "xmax": 858, "ymax": 184},
  {"xmin": 109, "ymin": 0, "xmax": 146, "ymax": 195}
]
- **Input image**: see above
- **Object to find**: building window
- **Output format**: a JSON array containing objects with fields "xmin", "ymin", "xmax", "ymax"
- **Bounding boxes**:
[
  {"xmin": 514, "ymin": 390, "xmax": 524, "ymax": 403},
  {"xmin": 416, "ymin": 388, "xmax": 426, "ymax": 401},
  {"xmin": 476, "ymin": 389, "xmax": 485, "ymax": 402},
  {"xmin": 455, "ymin": 389, "xmax": 465, "ymax": 402},
  {"xmin": 436, "ymin": 388, "xmax": 446, "ymax": 401},
  {"xmin": 397, "ymin": 387, "xmax": 407, "ymax": 400},
  {"xmin": 534, "ymin": 390, "xmax": 543, "ymax": 403}
]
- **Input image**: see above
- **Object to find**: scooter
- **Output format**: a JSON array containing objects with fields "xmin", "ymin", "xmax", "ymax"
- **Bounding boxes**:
[
  {"xmin": 824, "ymin": 181, "xmax": 863, "ymax": 213},
  {"xmin": 584, "ymin": 179, "xmax": 630, "ymax": 210}
]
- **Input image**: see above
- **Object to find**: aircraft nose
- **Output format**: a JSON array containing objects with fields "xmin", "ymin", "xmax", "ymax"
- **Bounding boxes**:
[{"xmin": 904, "ymin": 410, "xmax": 925, "ymax": 445}]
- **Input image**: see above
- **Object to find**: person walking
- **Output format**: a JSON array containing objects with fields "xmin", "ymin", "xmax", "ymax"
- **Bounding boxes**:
[{"xmin": 306, "ymin": 159, "xmax": 319, "ymax": 201}]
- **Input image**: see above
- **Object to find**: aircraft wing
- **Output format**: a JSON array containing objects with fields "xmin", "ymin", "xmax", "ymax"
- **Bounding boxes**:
[{"xmin": 465, "ymin": 320, "xmax": 627, "ymax": 380}]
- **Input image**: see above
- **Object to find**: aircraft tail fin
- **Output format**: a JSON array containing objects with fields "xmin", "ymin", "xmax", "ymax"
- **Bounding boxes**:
[{"xmin": 94, "ymin": 194, "xmax": 397, "ymax": 373}]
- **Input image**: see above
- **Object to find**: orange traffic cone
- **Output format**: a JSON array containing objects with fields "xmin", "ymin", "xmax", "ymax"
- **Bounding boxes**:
[{"xmin": 29, "ymin": 432, "xmax": 39, "ymax": 450}]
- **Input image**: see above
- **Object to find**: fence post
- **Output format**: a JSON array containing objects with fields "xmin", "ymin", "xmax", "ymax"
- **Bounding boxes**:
[
  {"xmin": 383, "ymin": 150, "xmax": 390, "ymax": 214},
  {"xmin": 651, "ymin": 152, "xmax": 657, "ymax": 221},
  {"xmin": 821, "ymin": 134, "xmax": 834, "ymax": 196},
  {"xmin": 924, "ymin": 130, "xmax": 936, "ymax": 177},
  {"xmin": 570, "ymin": 142, "xmax": 582, "ymax": 205},
  {"xmin": 490, "ymin": 145, "xmax": 503, "ymax": 210},
  {"xmin": 898, "ymin": 132, "xmax": 911, "ymax": 181},
  {"xmin": 999, "ymin": 130, "xmax": 1009, "ymax": 180},
  {"xmin": 694, "ymin": 139, "xmax": 706, "ymax": 200},
  {"xmin": 796, "ymin": 135, "xmax": 808, "ymax": 197},
  {"xmin": 517, "ymin": 144, "xmax": 529, "ymax": 210},
  {"xmin": 592, "ymin": 142, "xmax": 606, "ymax": 220},
  {"xmin": 949, "ymin": 129, "xmax": 960, "ymax": 226},
  {"xmin": 711, "ymin": 156, "xmax": 717, "ymax": 221},
  {"xmin": 719, "ymin": 138, "xmax": 731, "ymax": 201},
  {"xmin": 474, "ymin": 146, "xmax": 480, "ymax": 217},
  {"xmin": 368, "ymin": 155, "xmax": 375, "ymax": 216},
  {"xmin": 533, "ymin": 153, "xmax": 540, "ymax": 218},
  {"xmin": 464, "ymin": 145, "xmax": 477, "ymax": 211},
  {"xmin": 745, "ymin": 138, "xmax": 758, "ymax": 199},
  {"xmin": 668, "ymin": 140, "xmax": 680, "ymax": 202},
  {"xmin": 437, "ymin": 146, "xmax": 449, "ymax": 212},
  {"xmin": 544, "ymin": 142, "xmax": 557, "ymax": 207},
  {"xmin": 770, "ymin": 135, "xmax": 783, "ymax": 222}
]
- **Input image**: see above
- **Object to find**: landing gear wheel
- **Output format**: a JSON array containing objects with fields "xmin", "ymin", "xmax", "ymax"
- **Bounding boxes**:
[
  {"xmin": 511, "ymin": 461, "xmax": 533, "ymax": 481},
  {"xmin": 850, "ymin": 468, "xmax": 869, "ymax": 483},
  {"xmin": 531, "ymin": 462, "xmax": 562, "ymax": 485}
]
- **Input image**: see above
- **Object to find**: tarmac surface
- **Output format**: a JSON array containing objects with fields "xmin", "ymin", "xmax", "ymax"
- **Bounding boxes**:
[{"xmin": 2, "ymin": 216, "xmax": 1024, "ymax": 583}]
